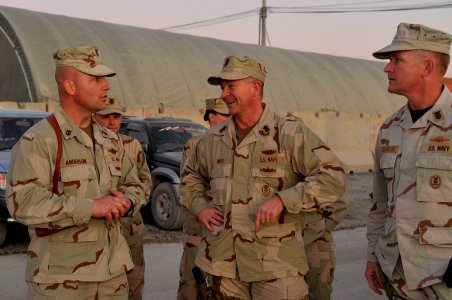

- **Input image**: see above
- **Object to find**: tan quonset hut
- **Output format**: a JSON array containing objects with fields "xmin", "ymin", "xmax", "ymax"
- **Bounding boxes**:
[{"xmin": 0, "ymin": 5, "xmax": 407, "ymax": 173}]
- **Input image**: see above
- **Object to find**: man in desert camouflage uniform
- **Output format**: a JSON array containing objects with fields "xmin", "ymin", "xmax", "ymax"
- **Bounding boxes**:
[
  {"xmin": 181, "ymin": 55, "xmax": 346, "ymax": 299},
  {"xmin": 95, "ymin": 97, "xmax": 153, "ymax": 300},
  {"xmin": 177, "ymin": 97, "xmax": 230, "ymax": 300},
  {"xmin": 365, "ymin": 23, "xmax": 452, "ymax": 299},
  {"xmin": 286, "ymin": 114, "xmax": 349, "ymax": 300},
  {"xmin": 303, "ymin": 191, "xmax": 348, "ymax": 299},
  {"xmin": 6, "ymin": 45, "xmax": 145, "ymax": 299}
]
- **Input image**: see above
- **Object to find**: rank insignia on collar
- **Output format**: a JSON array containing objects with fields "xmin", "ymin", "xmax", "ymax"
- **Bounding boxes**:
[
  {"xmin": 261, "ymin": 125, "xmax": 270, "ymax": 136},
  {"xmin": 432, "ymin": 110, "xmax": 443, "ymax": 121},
  {"xmin": 65, "ymin": 130, "xmax": 72, "ymax": 136}
]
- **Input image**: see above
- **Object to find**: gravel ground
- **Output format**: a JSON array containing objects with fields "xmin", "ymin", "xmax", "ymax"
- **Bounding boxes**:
[{"xmin": 0, "ymin": 173, "xmax": 374, "ymax": 254}]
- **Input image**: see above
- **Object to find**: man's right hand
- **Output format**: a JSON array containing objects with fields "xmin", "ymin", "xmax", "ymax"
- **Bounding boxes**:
[
  {"xmin": 365, "ymin": 261, "xmax": 384, "ymax": 295},
  {"xmin": 198, "ymin": 207, "xmax": 224, "ymax": 232},
  {"xmin": 92, "ymin": 189, "xmax": 131, "ymax": 225}
]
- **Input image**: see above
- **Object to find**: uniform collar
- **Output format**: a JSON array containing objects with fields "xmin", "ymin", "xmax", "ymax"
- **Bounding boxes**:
[
  {"xmin": 400, "ymin": 86, "xmax": 452, "ymax": 129},
  {"xmin": 53, "ymin": 106, "xmax": 118, "ymax": 147},
  {"xmin": 212, "ymin": 103, "xmax": 276, "ymax": 149}
]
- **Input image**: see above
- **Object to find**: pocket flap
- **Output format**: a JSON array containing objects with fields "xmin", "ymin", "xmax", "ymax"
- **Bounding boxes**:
[
  {"xmin": 380, "ymin": 154, "xmax": 397, "ymax": 169},
  {"xmin": 420, "ymin": 226, "xmax": 452, "ymax": 246},
  {"xmin": 415, "ymin": 153, "xmax": 452, "ymax": 170},
  {"xmin": 108, "ymin": 162, "xmax": 122, "ymax": 176},
  {"xmin": 61, "ymin": 165, "xmax": 96, "ymax": 182},
  {"xmin": 256, "ymin": 223, "xmax": 295, "ymax": 239}
]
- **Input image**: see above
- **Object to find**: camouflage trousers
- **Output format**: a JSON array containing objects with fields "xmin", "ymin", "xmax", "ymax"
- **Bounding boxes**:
[
  {"xmin": 304, "ymin": 232, "xmax": 336, "ymax": 300},
  {"xmin": 382, "ymin": 258, "xmax": 452, "ymax": 300},
  {"xmin": 26, "ymin": 273, "xmax": 128, "ymax": 299},
  {"xmin": 208, "ymin": 275, "xmax": 308, "ymax": 300},
  {"xmin": 177, "ymin": 212, "xmax": 204, "ymax": 300},
  {"xmin": 127, "ymin": 241, "xmax": 145, "ymax": 300}
]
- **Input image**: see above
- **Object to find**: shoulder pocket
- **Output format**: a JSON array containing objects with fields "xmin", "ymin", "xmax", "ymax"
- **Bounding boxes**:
[{"xmin": 380, "ymin": 154, "xmax": 397, "ymax": 169}]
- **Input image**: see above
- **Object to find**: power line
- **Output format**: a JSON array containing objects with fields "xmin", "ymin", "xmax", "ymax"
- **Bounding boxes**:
[{"xmin": 160, "ymin": 1, "xmax": 452, "ymax": 32}]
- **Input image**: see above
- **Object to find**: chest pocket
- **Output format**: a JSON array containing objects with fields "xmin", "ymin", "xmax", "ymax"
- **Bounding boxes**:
[
  {"xmin": 415, "ymin": 153, "xmax": 452, "ymax": 203},
  {"xmin": 60, "ymin": 165, "xmax": 97, "ymax": 197},
  {"xmin": 209, "ymin": 163, "xmax": 232, "ymax": 206}
]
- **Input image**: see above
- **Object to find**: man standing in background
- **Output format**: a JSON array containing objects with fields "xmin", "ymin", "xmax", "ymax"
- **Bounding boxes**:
[
  {"xmin": 95, "ymin": 97, "xmax": 153, "ymax": 300},
  {"xmin": 177, "ymin": 97, "xmax": 230, "ymax": 300}
]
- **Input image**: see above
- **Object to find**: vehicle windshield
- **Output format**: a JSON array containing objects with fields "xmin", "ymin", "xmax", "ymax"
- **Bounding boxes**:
[
  {"xmin": 0, "ymin": 117, "xmax": 42, "ymax": 151},
  {"xmin": 152, "ymin": 124, "xmax": 206, "ymax": 153}
]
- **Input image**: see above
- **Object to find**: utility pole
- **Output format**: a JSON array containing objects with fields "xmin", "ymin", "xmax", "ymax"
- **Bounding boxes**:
[{"xmin": 258, "ymin": 0, "xmax": 267, "ymax": 46}]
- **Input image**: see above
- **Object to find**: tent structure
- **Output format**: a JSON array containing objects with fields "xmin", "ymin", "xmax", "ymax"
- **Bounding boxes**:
[{"xmin": 0, "ymin": 5, "xmax": 408, "ymax": 172}]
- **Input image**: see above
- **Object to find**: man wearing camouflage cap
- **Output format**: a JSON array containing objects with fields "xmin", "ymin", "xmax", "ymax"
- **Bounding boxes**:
[
  {"xmin": 365, "ymin": 23, "xmax": 452, "ymax": 299},
  {"xmin": 7, "ymin": 45, "xmax": 146, "ymax": 299},
  {"xmin": 95, "ymin": 97, "xmax": 153, "ymax": 300},
  {"xmin": 177, "ymin": 97, "xmax": 230, "ymax": 300},
  {"xmin": 180, "ymin": 56, "xmax": 345, "ymax": 299}
]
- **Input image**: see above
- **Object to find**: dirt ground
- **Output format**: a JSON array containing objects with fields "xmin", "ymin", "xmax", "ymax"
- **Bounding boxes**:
[{"xmin": 0, "ymin": 173, "xmax": 374, "ymax": 253}]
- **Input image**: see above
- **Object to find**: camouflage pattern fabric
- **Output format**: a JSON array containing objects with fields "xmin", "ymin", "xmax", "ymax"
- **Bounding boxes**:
[
  {"xmin": 303, "ymin": 194, "xmax": 349, "ymax": 300},
  {"xmin": 181, "ymin": 104, "xmax": 345, "ymax": 283},
  {"xmin": 27, "ymin": 273, "xmax": 128, "ymax": 299},
  {"xmin": 367, "ymin": 87, "xmax": 452, "ymax": 292},
  {"xmin": 382, "ymin": 258, "xmax": 452, "ymax": 300},
  {"xmin": 120, "ymin": 134, "xmax": 152, "ymax": 300},
  {"xmin": 178, "ymin": 135, "xmax": 205, "ymax": 300},
  {"xmin": 6, "ymin": 105, "xmax": 145, "ymax": 284},
  {"xmin": 209, "ymin": 275, "xmax": 308, "ymax": 300}
]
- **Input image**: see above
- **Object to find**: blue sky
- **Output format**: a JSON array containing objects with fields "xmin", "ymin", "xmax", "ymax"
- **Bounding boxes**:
[{"xmin": 1, "ymin": 0, "xmax": 451, "ymax": 76}]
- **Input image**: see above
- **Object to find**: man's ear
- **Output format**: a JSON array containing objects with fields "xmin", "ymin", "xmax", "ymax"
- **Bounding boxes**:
[
  {"xmin": 63, "ymin": 80, "xmax": 75, "ymax": 95},
  {"xmin": 423, "ymin": 58, "xmax": 435, "ymax": 77}
]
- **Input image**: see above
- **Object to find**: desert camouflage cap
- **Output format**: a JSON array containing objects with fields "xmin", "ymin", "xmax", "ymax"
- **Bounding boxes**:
[
  {"xmin": 208, "ymin": 55, "xmax": 267, "ymax": 85},
  {"xmin": 205, "ymin": 97, "xmax": 229, "ymax": 115},
  {"xmin": 53, "ymin": 45, "xmax": 116, "ymax": 77},
  {"xmin": 96, "ymin": 97, "xmax": 124, "ymax": 115},
  {"xmin": 373, "ymin": 23, "xmax": 452, "ymax": 59}
]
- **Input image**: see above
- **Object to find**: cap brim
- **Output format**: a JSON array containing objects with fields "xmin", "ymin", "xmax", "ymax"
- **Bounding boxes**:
[
  {"xmin": 213, "ymin": 107, "xmax": 230, "ymax": 115},
  {"xmin": 207, "ymin": 72, "xmax": 249, "ymax": 85},
  {"xmin": 372, "ymin": 43, "xmax": 417, "ymax": 59},
  {"xmin": 74, "ymin": 64, "xmax": 116, "ymax": 77},
  {"xmin": 96, "ymin": 108, "xmax": 123, "ymax": 115}
]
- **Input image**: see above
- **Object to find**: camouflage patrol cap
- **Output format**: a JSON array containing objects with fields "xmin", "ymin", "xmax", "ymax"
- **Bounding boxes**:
[
  {"xmin": 53, "ymin": 45, "xmax": 116, "ymax": 77},
  {"xmin": 205, "ymin": 97, "xmax": 229, "ymax": 115},
  {"xmin": 373, "ymin": 23, "xmax": 452, "ymax": 59},
  {"xmin": 96, "ymin": 97, "xmax": 124, "ymax": 115},
  {"xmin": 208, "ymin": 55, "xmax": 267, "ymax": 85}
]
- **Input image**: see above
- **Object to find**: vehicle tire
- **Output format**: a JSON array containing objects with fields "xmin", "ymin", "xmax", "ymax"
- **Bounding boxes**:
[
  {"xmin": 0, "ymin": 222, "xmax": 6, "ymax": 247},
  {"xmin": 150, "ymin": 182, "xmax": 184, "ymax": 230}
]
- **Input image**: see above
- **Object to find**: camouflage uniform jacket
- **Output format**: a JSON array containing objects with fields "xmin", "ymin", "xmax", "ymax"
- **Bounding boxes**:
[
  {"xmin": 6, "ymin": 106, "xmax": 145, "ymax": 283},
  {"xmin": 367, "ymin": 87, "xmax": 452, "ymax": 290},
  {"xmin": 181, "ymin": 104, "xmax": 345, "ymax": 282},
  {"xmin": 120, "ymin": 134, "xmax": 152, "ymax": 245},
  {"xmin": 181, "ymin": 135, "xmax": 204, "ymax": 245}
]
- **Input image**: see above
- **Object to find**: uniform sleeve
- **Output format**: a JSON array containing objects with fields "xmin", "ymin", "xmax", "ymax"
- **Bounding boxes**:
[
  {"xmin": 277, "ymin": 123, "xmax": 346, "ymax": 214},
  {"xmin": 180, "ymin": 136, "xmax": 210, "ymax": 216},
  {"xmin": 366, "ymin": 131, "xmax": 388, "ymax": 262},
  {"xmin": 6, "ymin": 131, "xmax": 93, "ymax": 228},
  {"xmin": 131, "ymin": 138, "xmax": 153, "ymax": 204},
  {"xmin": 117, "ymin": 144, "xmax": 147, "ymax": 215}
]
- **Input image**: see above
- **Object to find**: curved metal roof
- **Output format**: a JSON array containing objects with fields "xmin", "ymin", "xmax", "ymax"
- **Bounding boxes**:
[{"xmin": 0, "ymin": 5, "xmax": 405, "ymax": 115}]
